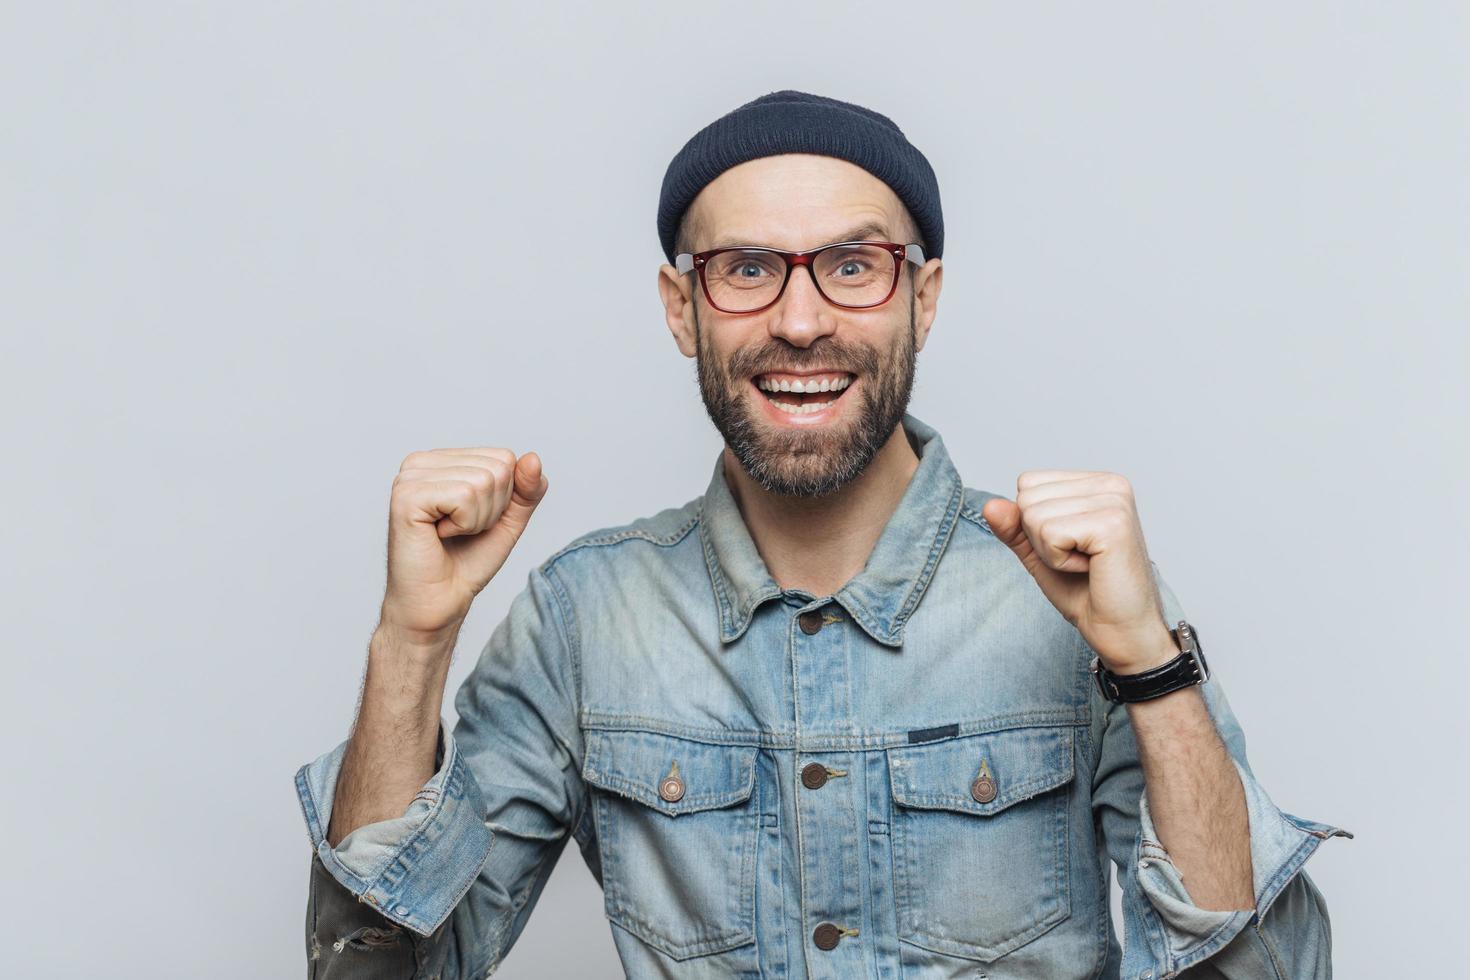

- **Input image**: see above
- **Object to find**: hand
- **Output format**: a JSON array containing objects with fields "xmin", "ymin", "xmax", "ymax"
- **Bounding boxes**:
[
  {"xmin": 981, "ymin": 470, "xmax": 1176, "ymax": 673},
  {"xmin": 379, "ymin": 447, "xmax": 549, "ymax": 645}
]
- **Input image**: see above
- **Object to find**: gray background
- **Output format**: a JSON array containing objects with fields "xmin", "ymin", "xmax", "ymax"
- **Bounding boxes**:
[{"xmin": 2, "ymin": 3, "xmax": 1463, "ymax": 977}]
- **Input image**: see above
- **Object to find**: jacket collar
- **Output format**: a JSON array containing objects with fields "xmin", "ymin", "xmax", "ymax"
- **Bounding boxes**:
[{"xmin": 697, "ymin": 412, "xmax": 966, "ymax": 648}]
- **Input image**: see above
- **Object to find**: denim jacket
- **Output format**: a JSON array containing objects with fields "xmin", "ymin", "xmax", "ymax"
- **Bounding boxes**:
[{"xmin": 296, "ymin": 412, "xmax": 1351, "ymax": 979}]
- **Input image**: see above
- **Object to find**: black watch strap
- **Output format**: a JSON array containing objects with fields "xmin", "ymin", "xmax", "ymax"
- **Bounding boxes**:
[{"xmin": 1091, "ymin": 620, "xmax": 1209, "ymax": 703}]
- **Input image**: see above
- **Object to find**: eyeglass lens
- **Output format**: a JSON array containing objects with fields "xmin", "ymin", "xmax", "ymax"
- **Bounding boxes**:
[{"xmin": 703, "ymin": 244, "xmax": 895, "ymax": 312}]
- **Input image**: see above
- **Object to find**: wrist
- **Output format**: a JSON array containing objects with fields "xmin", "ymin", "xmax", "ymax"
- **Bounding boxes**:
[
  {"xmin": 373, "ymin": 615, "xmax": 464, "ymax": 660},
  {"xmin": 1097, "ymin": 626, "xmax": 1179, "ymax": 676},
  {"xmin": 1092, "ymin": 620, "xmax": 1210, "ymax": 704}
]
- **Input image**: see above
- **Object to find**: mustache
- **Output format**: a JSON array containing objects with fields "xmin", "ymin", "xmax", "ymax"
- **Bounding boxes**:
[{"xmin": 726, "ymin": 337, "xmax": 881, "ymax": 379}]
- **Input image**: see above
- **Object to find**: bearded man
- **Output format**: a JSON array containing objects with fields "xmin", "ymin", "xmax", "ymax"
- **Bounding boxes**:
[{"xmin": 296, "ymin": 90, "xmax": 1348, "ymax": 979}]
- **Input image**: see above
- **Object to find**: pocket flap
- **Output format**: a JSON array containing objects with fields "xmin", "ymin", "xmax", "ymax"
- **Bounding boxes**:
[
  {"xmin": 583, "ymin": 729, "xmax": 757, "ymax": 816},
  {"xmin": 888, "ymin": 725, "xmax": 1075, "ymax": 816}
]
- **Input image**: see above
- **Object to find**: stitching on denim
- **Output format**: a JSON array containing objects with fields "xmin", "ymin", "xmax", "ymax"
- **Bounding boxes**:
[
  {"xmin": 578, "ymin": 709, "xmax": 1090, "ymax": 750},
  {"xmin": 543, "ymin": 509, "xmax": 700, "ymax": 566},
  {"xmin": 892, "ymin": 772, "xmax": 1072, "ymax": 959},
  {"xmin": 295, "ymin": 764, "xmax": 329, "ymax": 855},
  {"xmin": 360, "ymin": 741, "xmax": 479, "ymax": 933},
  {"xmin": 606, "ymin": 906, "xmax": 754, "ymax": 959},
  {"xmin": 582, "ymin": 733, "xmax": 757, "ymax": 813},
  {"xmin": 892, "ymin": 473, "xmax": 964, "ymax": 632},
  {"xmin": 836, "ymin": 586, "xmax": 887, "ymax": 643},
  {"xmin": 957, "ymin": 492, "xmax": 998, "ymax": 536},
  {"xmin": 888, "ymin": 727, "xmax": 1076, "ymax": 813},
  {"xmin": 366, "ymin": 748, "xmax": 461, "ymax": 885},
  {"xmin": 1254, "ymin": 829, "xmax": 1335, "ymax": 922},
  {"xmin": 539, "ymin": 562, "xmax": 591, "ymax": 841},
  {"xmin": 698, "ymin": 504, "xmax": 737, "ymax": 635},
  {"xmin": 592, "ymin": 758, "xmax": 757, "ymax": 958},
  {"xmin": 1253, "ymin": 918, "xmax": 1289, "ymax": 980}
]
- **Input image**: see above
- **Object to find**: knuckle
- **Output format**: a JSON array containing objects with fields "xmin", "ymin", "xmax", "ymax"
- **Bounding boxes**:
[{"xmin": 487, "ymin": 458, "xmax": 514, "ymax": 485}]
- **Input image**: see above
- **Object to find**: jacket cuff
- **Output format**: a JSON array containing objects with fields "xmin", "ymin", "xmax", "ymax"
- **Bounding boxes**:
[
  {"xmin": 294, "ymin": 718, "xmax": 495, "ymax": 938},
  {"xmin": 1131, "ymin": 754, "xmax": 1352, "ymax": 974}
]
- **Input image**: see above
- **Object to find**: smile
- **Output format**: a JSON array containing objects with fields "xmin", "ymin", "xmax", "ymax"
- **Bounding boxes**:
[{"xmin": 751, "ymin": 371, "xmax": 855, "ymax": 417}]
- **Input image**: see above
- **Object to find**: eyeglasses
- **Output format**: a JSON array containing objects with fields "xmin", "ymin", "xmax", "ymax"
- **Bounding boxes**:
[{"xmin": 675, "ymin": 240, "xmax": 926, "ymax": 315}]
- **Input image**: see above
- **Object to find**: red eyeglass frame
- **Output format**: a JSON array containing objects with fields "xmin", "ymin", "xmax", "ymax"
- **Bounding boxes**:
[{"xmin": 675, "ymin": 240, "xmax": 927, "ymax": 315}]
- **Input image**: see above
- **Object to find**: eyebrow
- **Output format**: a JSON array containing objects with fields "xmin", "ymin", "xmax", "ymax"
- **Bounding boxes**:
[{"xmin": 706, "ymin": 221, "xmax": 892, "ymax": 252}]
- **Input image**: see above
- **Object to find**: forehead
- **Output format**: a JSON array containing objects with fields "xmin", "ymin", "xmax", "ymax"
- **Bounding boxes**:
[{"xmin": 688, "ymin": 153, "xmax": 907, "ymax": 251}]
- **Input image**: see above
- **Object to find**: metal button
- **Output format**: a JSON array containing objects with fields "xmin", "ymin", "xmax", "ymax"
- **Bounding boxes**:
[
  {"xmin": 658, "ymin": 762, "xmax": 685, "ymax": 803},
  {"xmin": 801, "ymin": 762, "xmax": 828, "ymax": 790},
  {"xmin": 971, "ymin": 774, "xmax": 997, "ymax": 803},
  {"xmin": 798, "ymin": 610, "xmax": 825, "ymax": 634},
  {"xmin": 812, "ymin": 922, "xmax": 842, "ymax": 951}
]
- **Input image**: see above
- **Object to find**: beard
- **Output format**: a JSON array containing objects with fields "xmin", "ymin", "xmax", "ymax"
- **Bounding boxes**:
[{"xmin": 693, "ymin": 292, "xmax": 918, "ymax": 498}]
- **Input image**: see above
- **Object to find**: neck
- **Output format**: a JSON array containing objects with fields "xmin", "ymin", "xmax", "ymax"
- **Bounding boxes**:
[{"xmin": 722, "ymin": 423, "xmax": 921, "ymax": 597}]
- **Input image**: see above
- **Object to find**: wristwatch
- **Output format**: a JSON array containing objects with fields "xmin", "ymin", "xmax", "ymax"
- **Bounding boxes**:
[{"xmin": 1091, "ymin": 620, "xmax": 1209, "ymax": 703}]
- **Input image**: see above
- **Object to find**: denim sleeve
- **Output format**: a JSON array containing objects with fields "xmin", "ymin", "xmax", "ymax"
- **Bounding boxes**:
[
  {"xmin": 1091, "ymin": 562, "xmax": 1353, "ymax": 979},
  {"xmin": 294, "ymin": 564, "xmax": 589, "ymax": 979}
]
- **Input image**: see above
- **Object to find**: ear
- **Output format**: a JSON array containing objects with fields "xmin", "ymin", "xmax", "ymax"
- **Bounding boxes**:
[
  {"xmin": 658, "ymin": 263, "xmax": 699, "ymax": 358},
  {"xmin": 911, "ymin": 258, "xmax": 943, "ymax": 353}
]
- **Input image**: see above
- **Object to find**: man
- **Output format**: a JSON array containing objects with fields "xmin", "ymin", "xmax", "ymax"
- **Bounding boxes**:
[{"xmin": 296, "ymin": 90, "xmax": 1350, "ymax": 978}]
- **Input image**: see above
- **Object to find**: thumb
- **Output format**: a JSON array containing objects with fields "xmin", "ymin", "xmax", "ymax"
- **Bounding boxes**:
[
  {"xmin": 512, "ymin": 451, "xmax": 549, "ymax": 507},
  {"xmin": 494, "ymin": 451, "xmax": 549, "ymax": 537},
  {"xmin": 981, "ymin": 496, "xmax": 1025, "ymax": 553}
]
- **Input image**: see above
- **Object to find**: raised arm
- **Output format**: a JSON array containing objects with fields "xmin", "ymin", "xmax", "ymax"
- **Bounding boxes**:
[
  {"xmin": 328, "ymin": 447, "xmax": 549, "ymax": 848},
  {"xmin": 296, "ymin": 446, "xmax": 567, "ymax": 978}
]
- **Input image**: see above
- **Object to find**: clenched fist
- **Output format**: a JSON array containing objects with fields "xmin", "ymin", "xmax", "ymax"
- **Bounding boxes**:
[
  {"xmin": 379, "ymin": 447, "xmax": 549, "ymax": 644},
  {"xmin": 981, "ymin": 470, "xmax": 1176, "ymax": 675}
]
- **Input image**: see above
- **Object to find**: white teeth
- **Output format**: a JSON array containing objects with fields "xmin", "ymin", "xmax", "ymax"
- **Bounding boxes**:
[
  {"xmin": 769, "ymin": 398, "xmax": 836, "ymax": 415},
  {"xmin": 756, "ymin": 375, "xmax": 852, "ymax": 393}
]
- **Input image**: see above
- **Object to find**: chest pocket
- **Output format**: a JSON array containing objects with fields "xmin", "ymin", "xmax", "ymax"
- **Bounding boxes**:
[
  {"xmin": 886, "ymin": 723, "xmax": 1077, "ymax": 962},
  {"xmin": 582, "ymin": 728, "xmax": 760, "ymax": 961}
]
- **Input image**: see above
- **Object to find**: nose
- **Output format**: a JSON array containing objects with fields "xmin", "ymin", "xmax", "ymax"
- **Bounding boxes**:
[{"xmin": 766, "ymin": 263, "xmax": 837, "ymax": 348}]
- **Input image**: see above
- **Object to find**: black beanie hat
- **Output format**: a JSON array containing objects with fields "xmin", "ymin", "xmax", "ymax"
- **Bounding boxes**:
[{"xmin": 656, "ymin": 89, "xmax": 943, "ymax": 266}]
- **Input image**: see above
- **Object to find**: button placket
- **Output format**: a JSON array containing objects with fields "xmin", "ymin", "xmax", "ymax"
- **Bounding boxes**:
[{"xmin": 792, "ymin": 602, "xmax": 861, "ymax": 971}]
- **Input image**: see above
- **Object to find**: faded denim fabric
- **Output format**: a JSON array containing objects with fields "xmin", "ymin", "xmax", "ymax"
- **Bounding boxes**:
[{"xmin": 296, "ymin": 412, "xmax": 1351, "ymax": 979}]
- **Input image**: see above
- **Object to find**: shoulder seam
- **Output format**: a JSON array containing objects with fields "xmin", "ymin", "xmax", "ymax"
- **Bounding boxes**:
[{"xmin": 540, "ymin": 509, "xmax": 701, "ymax": 571}]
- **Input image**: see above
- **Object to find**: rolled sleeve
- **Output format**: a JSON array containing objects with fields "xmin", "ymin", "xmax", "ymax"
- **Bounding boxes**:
[
  {"xmin": 1133, "ymin": 754, "xmax": 1351, "ymax": 976},
  {"xmin": 295, "ymin": 717, "xmax": 494, "ymax": 939},
  {"xmin": 1094, "ymin": 563, "xmax": 1353, "ymax": 978},
  {"xmin": 294, "ymin": 562, "xmax": 589, "ymax": 979}
]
